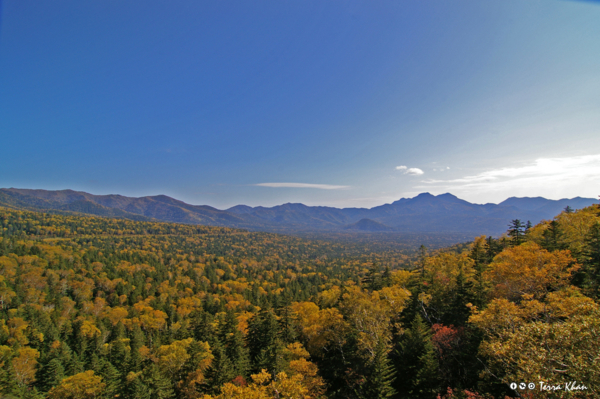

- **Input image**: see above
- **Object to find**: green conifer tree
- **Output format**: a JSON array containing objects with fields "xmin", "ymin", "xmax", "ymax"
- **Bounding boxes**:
[
  {"xmin": 98, "ymin": 359, "xmax": 121, "ymax": 399},
  {"xmin": 278, "ymin": 305, "xmax": 297, "ymax": 345},
  {"xmin": 418, "ymin": 245, "xmax": 428, "ymax": 277},
  {"xmin": 583, "ymin": 222, "xmax": 600, "ymax": 299},
  {"xmin": 362, "ymin": 263, "xmax": 381, "ymax": 291},
  {"xmin": 125, "ymin": 374, "xmax": 151, "ymax": 399},
  {"xmin": 142, "ymin": 364, "xmax": 175, "ymax": 399},
  {"xmin": 247, "ymin": 310, "xmax": 285, "ymax": 375},
  {"xmin": 381, "ymin": 266, "xmax": 392, "ymax": 288},
  {"xmin": 395, "ymin": 314, "xmax": 440, "ymax": 399},
  {"xmin": 449, "ymin": 265, "xmax": 473, "ymax": 326},
  {"xmin": 507, "ymin": 219, "xmax": 525, "ymax": 246},
  {"xmin": 39, "ymin": 358, "xmax": 65, "ymax": 391},
  {"xmin": 362, "ymin": 341, "xmax": 396, "ymax": 399},
  {"xmin": 192, "ymin": 311, "xmax": 217, "ymax": 345},
  {"xmin": 219, "ymin": 311, "xmax": 249, "ymax": 378},
  {"xmin": 129, "ymin": 325, "xmax": 146, "ymax": 372},
  {"xmin": 541, "ymin": 220, "xmax": 566, "ymax": 252},
  {"xmin": 206, "ymin": 340, "xmax": 236, "ymax": 392},
  {"xmin": 68, "ymin": 351, "xmax": 85, "ymax": 376},
  {"xmin": 0, "ymin": 359, "xmax": 18, "ymax": 397}
]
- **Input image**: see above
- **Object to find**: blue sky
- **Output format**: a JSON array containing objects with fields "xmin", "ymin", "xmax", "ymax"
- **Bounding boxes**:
[{"xmin": 1, "ymin": 0, "xmax": 599, "ymax": 208}]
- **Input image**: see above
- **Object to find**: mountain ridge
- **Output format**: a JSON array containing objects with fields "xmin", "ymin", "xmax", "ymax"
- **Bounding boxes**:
[{"xmin": 0, "ymin": 188, "xmax": 597, "ymax": 237}]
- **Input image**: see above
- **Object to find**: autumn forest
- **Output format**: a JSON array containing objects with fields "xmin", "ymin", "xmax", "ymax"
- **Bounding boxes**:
[{"xmin": 0, "ymin": 203, "xmax": 599, "ymax": 399}]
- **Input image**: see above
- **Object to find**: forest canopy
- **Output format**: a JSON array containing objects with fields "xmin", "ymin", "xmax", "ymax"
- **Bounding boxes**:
[{"xmin": 0, "ymin": 203, "xmax": 599, "ymax": 398}]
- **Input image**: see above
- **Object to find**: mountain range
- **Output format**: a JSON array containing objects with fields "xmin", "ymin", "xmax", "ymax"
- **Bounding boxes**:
[{"xmin": 0, "ymin": 188, "xmax": 597, "ymax": 237}]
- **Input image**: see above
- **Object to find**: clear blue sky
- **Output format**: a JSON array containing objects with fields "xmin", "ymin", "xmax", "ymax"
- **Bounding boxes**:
[{"xmin": 1, "ymin": 0, "xmax": 599, "ymax": 208}]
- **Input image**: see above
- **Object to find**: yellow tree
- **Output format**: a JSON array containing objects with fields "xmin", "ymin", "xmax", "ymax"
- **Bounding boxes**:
[
  {"xmin": 470, "ymin": 241, "xmax": 598, "ymax": 396},
  {"xmin": 208, "ymin": 369, "xmax": 315, "ymax": 399},
  {"xmin": 47, "ymin": 370, "xmax": 105, "ymax": 399},
  {"xmin": 291, "ymin": 301, "xmax": 347, "ymax": 356},
  {"xmin": 341, "ymin": 285, "xmax": 410, "ymax": 360},
  {"xmin": 484, "ymin": 242, "xmax": 577, "ymax": 301},
  {"xmin": 12, "ymin": 347, "xmax": 40, "ymax": 387}
]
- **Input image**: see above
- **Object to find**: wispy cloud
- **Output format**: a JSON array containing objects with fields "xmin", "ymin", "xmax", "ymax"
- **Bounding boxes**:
[
  {"xmin": 396, "ymin": 165, "xmax": 424, "ymax": 175},
  {"xmin": 418, "ymin": 154, "xmax": 600, "ymax": 202},
  {"xmin": 255, "ymin": 182, "xmax": 350, "ymax": 190}
]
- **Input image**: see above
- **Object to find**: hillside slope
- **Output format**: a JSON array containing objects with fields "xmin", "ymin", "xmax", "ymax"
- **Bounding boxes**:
[{"xmin": 1, "ymin": 188, "xmax": 597, "ymax": 236}]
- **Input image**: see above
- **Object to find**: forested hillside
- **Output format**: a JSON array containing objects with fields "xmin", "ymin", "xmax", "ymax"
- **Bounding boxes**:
[
  {"xmin": 0, "ymin": 204, "xmax": 599, "ymax": 398},
  {"xmin": 2, "ymin": 188, "xmax": 597, "ymax": 237}
]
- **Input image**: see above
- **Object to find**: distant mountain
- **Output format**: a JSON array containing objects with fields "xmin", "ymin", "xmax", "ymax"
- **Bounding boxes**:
[
  {"xmin": 0, "ymin": 188, "xmax": 257, "ymax": 228},
  {"xmin": 0, "ymin": 188, "xmax": 597, "ymax": 237},
  {"xmin": 499, "ymin": 196, "xmax": 598, "ymax": 217},
  {"xmin": 344, "ymin": 219, "xmax": 395, "ymax": 232}
]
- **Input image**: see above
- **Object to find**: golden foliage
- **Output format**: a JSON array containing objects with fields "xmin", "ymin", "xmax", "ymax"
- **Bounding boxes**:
[
  {"xmin": 485, "ymin": 243, "xmax": 578, "ymax": 301},
  {"xmin": 47, "ymin": 370, "xmax": 105, "ymax": 399}
]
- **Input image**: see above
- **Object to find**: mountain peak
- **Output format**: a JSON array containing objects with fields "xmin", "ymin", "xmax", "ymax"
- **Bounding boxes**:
[{"xmin": 436, "ymin": 193, "xmax": 458, "ymax": 199}]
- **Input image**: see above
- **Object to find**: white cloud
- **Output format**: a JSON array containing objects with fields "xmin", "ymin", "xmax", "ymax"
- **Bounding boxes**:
[
  {"xmin": 256, "ymin": 182, "xmax": 350, "ymax": 190},
  {"xmin": 406, "ymin": 168, "xmax": 424, "ymax": 175},
  {"xmin": 418, "ymin": 154, "xmax": 600, "ymax": 203},
  {"xmin": 396, "ymin": 165, "xmax": 424, "ymax": 175}
]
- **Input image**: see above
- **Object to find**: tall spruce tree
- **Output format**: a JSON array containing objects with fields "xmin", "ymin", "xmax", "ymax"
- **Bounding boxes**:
[
  {"xmin": 362, "ymin": 341, "xmax": 396, "ymax": 399},
  {"xmin": 395, "ymin": 314, "xmax": 440, "ymax": 399},
  {"xmin": 541, "ymin": 220, "xmax": 566, "ymax": 252},
  {"xmin": 449, "ymin": 265, "xmax": 473, "ymax": 326},
  {"xmin": 98, "ymin": 358, "xmax": 121, "ymax": 399},
  {"xmin": 218, "ymin": 311, "xmax": 250, "ymax": 378},
  {"xmin": 125, "ymin": 376, "xmax": 152, "ymax": 399},
  {"xmin": 362, "ymin": 263, "xmax": 382, "ymax": 291},
  {"xmin": 141, "ymin": 364, "xmax": 175, "ymax": 399},
  {"xmin": 39, "ymin": 358, "xmax": 65, "ymax": 392},
  {"xmin": 246, "ymin": 309, "xmax": 285, "ymax": 375},
  {"xmin": 418, "ymin": 245, "xmax": 428, "ymax": 277},
  {"xmin": 582, "ymin": 222, "xmax": 600, "ymax": 299},
  {"xmin": 507, "ymin": 219, "xmax": 525, "ymax": 246},
  {"xmin": 278, "ymin": 305, "xmax": 297, "ymax": 345},
  {"xmin": 205, "ymin": 340, "xmax": 236, "ymax": 392}
]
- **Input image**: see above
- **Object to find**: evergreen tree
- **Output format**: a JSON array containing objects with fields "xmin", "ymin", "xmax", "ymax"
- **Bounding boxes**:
[
  {"xmin": 246, "ymin": 310, "xmax": 285, "ymax": 375},
  {"xmin": 507, "ymin": 219, "xmax": 525, "ymax": 246},
  {"xmin": 362, "ymin": 263, "xmax": 381, "ymax": 291},
  {"xmin": 448, "ymin": 265, "xmax": 473, "ymax": 326},
  {"xmin": 125, "ymin": 374, "xmax": 152, "ymax": 399},
  {"xmin": 381, "ymin": 266, "xmax": 392, "ymax": 288},
  {"xmin": 395, "ymin": 314, "xmax": 440, "ymax": 399},
  {"xmin": 418, "ymin": 245, "xmax": 428, "ymax": 277},
  {"xmin": 219, "ymin": 311, "xmax": 249, "ymax": 378},
  {"xmin": 39, "ymin": 358, "xmax": 65, "ymax": 391},
  {"xmin": 98, "ymin": 359, "xmax": 121, "ymax": 399},
  {"xmin": 205, "ymin": 340, "xmax": 236, "ymax": 392},
  {"xmin": 484, "ymin": 236, "xmax": 503, "ymax": 263},
  {"xmin": 192, "ymin": 311, "xmax": 217, "ymax": 345},
  {"xmin": 362, "ymin": 341, "xmax": 396, "ymax": 399},
  {"xmin": 109, "ymin": 338, "xmax": 131, "ymax": 375},
  {"xmin": 541, "ymin": 220, "xmax": 566, "ymax": 252},
  {"xmin": 141, "ymin": 364, "xmax": 175, "ymax": 399},
  {"xmin": 582, "ymin": 222, "xmax": 600, "ymax": 299},
  {"xmin": 278, "ymin": 304, "xmax": 297, "ymax": 345},
  {"xmin": 129, "ymin": 326, "xmax": 146, "ymax": 372},
  {"xmin": 68, "ymin": 351, "xmax": 85, "ymax": 376},
  {"xmin": 469, "ymin": 238, "xmax": 488, "ymax": 308}
]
